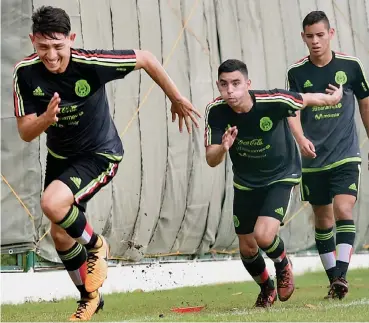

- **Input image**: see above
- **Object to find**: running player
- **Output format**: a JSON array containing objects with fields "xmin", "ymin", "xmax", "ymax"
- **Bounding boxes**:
[
  {"xmin": 286, "ymin": 11, "xmax": 369, "ymax": 299},
  {"xmin": 205, "ymin": 59, "xmax": 342, "ymax": 307},
  {"xmin": 13, "ymin": 5, "xmax": 200, "ymax": 321}
]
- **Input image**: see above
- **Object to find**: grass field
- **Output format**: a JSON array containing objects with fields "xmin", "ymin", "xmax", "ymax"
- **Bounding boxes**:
[{"xmin": 2, "ymin": 269, "xmax": 369, "ymax": 322}]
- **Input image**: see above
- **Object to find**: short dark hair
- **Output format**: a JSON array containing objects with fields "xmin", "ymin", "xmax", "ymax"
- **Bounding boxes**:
[
  {"xmin": 302, "ymin": 11, "xmax": 330, "ymax": 30},
  {"xmin": 32, "ymin": 6, "xmax": 71, "ymax": 39},
  {"xmin": 218, "ymin": 59, "xmax": 248, "ymax": 79}
]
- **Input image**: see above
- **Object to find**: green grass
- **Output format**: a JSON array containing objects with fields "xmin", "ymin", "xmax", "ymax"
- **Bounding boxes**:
[{"xmin": 2, "ymin": 269, "xmax": 369, "ymax": 322}]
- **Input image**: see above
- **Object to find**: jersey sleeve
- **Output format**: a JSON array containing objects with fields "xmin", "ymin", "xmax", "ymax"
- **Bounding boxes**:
[
  {"xmin": 270, "ymin": 89, "xmax": 304, "ymax": 117},
  {"xmin": 352, "ymin": 59, "xmax": 369, "ymax": 100},
  {"xmin": 204, "ymin": 102, "xmax": 224, "ymax": 147},
  {"xmin": 71, "ymin": 49, "xmax": 137, "ymax": 85},
  {"xmin": 285, "ymin": 69, "xmax": 300, "ymax": 92},
  {"xmin": 13, "ymin": 67, "xmax": 37, "ymax": 117}
]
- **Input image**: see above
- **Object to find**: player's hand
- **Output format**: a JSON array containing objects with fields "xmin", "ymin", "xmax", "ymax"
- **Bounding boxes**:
[
  {"xmin": 44, "ymin": 92, "xmax": 61, "ymax": 124},
  {"xmin": 325, "ymin": 84, "xmax": 343, "ymax": 105},
  {"xmin": 222, "ymin": 126, "xmax": 238, "ymax": 151},
  {"xmin": 171, "ymin": 96, "xmax": 202, "ymax": 134},
  {"xmin": 297, "ymin": 136, "xmax": 316, "ymax": 159}
]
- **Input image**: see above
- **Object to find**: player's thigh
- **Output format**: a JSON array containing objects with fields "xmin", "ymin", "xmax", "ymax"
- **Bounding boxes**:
[
  {"xmin": 233, "ymin": 187, "xmax": 263, "ymax": 235},
  {"xmin": 254, "ymin": 183, "xmax": 295, "ymax": 246},
  {"xmin": 330, "ymin": 162, "xmax": 361, "ymax": 200},
  {"xmin": 58, "ymin": 154, "xmax": 121, "ymax": 211},
  {"xmin": 301, "ymin": 171, "xmax": 331, "ymax": 206}
]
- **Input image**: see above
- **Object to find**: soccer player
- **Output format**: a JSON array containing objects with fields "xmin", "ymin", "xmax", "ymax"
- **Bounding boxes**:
[
  {"xmin": 13, "ymin": 6, "xmax": 200, "ymax": 321},
  {"xmin": 205, "ymin": 59, "xmax": 342, "ymax": 308},
  {"xmin": 286, "ymin": 11, "xmax": 369, "ymax": 299}
]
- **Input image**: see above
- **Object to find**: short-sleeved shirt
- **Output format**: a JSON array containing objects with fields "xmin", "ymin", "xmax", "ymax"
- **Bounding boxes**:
[
  {"xmin": 204, "ymin": 89, "xmax": 303, "ymax": 189},
  {"xmin": 286, "ymin": 51, "xmax": 369, "ymax": 172},
  {"xmin": 13, "ymin": 48, "xmax": 137, "ymax": 158}
]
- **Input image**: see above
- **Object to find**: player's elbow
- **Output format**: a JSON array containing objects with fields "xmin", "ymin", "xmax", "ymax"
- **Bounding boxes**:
[
  {"xmin": 135, "ymin": 49, "xmax": 157, "ymax": 71},
  {"xmin": 18, "ymin": 128, "xmax": 33, "ymax": 142},
  {"xmin": 206, "ymin": 154, "xmax": 220, "ymax": 168}
]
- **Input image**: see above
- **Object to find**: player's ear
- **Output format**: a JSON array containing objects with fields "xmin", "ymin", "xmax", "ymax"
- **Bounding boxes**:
[
  {"xmin": 216, "ymin": 80, "xmax": 221, "ymax": 91},
  {"xmin": 329, "ymin": 28, "xmax": 335, "ymax": 39},
  {"xmin": 69, "ymin": 33, "xmax": 76, "ymax": 42},
  {"xmin": 29, "ymin": 33, "xmax": 35, "ymax": 43},
  {"xmin": 300, "ymin": 31, "xmax": 306, "ymax": 43}
]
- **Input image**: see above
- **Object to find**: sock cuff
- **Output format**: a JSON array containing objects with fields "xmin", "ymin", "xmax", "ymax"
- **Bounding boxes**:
[
  {"xmin": 261, "ymin": 236, "xmax": 280, "ymax": 254},
  {"xmin": 241, "ymin": 249, "xmax": 260, "ymax": 263},
  {"xmin": 315, "ymin": 227, "xmax": 334, "ymax": 240},
  {"xmin": 57, "ymin": 242, "xmax": 85, "ymax": 261},
  {"xmin": 336, "ymin": 220, "xmax": 356, "ymax": 233},
  {"xmin": 57, "ymin": 205, "xmax": 79, "ymax": 229},
  {"xmin": 315, "ymin": 227, "xmax": 334, "ymax": 234}
]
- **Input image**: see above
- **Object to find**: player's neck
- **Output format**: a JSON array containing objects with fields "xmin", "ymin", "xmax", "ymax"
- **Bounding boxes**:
[
  {"xmin": 309, "ymin": 49, "xmax": 333, "ymax": 67},
  {"xmin": 234, "ymin": 92, "xmax": 254, "ymax": 113}
]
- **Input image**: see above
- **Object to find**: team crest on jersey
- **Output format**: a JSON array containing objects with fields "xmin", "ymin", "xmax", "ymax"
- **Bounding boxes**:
[
  {"xmin": 260, "ymin": 117, "xmax": 273, "ymax": 131},
  {"xmin": 75, "ymin": 79, "xmax": 91, "ymax": 97},
  {"xmin": 335, "ymin": 71, "xmax": 347, "ymax": 85}
]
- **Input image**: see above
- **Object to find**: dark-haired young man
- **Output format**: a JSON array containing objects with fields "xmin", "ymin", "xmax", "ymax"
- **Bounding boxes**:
[
  {"xmin": 205, "ymin": 59, "xmax": 342, "ymax": 308},
  {"xmin": 13, "ymin": 5, "xmax": 201, "ymax": 321},
  {"xmin": 286, "ymin": 11, "xmax": 369, "ymax": 300}
]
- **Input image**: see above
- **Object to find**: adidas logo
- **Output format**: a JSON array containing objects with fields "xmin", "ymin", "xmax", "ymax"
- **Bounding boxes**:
[
  {"xmin": 275, "ymin": 207, "xmax": 284, "ymax": 216},
  {"xmin": 33, "ymin": 86, "xmax": 44, "ymax": 96},
  {"xmin": 303, "ymin": 80, "xmax": 313, "ymax": 88},
  {"xmin": 349, "ymin": 183, "xmax": 357, "ymax": 191},
  {"xmin": 70, "ymin": 177, "xmax": 81, "ymax": 189}
]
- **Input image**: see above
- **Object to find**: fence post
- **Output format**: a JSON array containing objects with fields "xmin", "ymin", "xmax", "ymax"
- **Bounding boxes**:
[{"xmin": 24, "ymin": 251, "xmax": 35, "ymax": 272}]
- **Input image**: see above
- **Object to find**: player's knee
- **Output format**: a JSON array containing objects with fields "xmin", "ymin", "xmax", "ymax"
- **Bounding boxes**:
[
  {"xmin": 253, "ymin": 229, "xmax": 275, "ymax": 248},
  {"xmin": 239, "ymin": 244, "xmax": 258, "ymax": 257},
  {"xmin": 40, "ymin": 190, "xmax": 55, "ymax": 218},
  {"xmin": 238, "ymin": 236, "xmax": 258, "ymax": 257},
  {"xmin": 334, "ymin": 203, "xmax": 354, "ymax": 220},
  {"xmin": 41, "ymin": 181, "xmax": 74, "ymax": 221}
]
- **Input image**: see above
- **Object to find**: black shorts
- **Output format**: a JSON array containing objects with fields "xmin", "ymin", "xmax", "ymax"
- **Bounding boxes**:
[
  {"xmin": 233, "ymin": 183, "xmax": 295, "ymax": 235},
  {"xmin": 301, "ymin": 162, "xmax": 361, "ymax": 206},
  {"xmin": 44, "ymin": 152, "xmax": 122, "ymax": 211}
]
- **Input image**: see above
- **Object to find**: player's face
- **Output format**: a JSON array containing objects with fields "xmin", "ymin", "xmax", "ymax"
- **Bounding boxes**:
[
  {"xmin": 302, "ymin": 22, "xmax": 334, "ymax": 58},
  {"xmin": 217, "ymin": 71, "xmax": 251, "ymax": 108},
  {"xmin": 30, "ymin": 32, "xmax": 76, "ymax": 74}
]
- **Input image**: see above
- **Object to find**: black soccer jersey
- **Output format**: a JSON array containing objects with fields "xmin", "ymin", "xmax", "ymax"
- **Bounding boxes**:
[
  {"xmin": 205, "ymin": 89, "xmax": 303, "ymax": 189},
  {"xmin": 287, "ymin": 51, "xmax": 369, "ymax": 171},
  {"xmin": 13, "ymin": 48, "xmax": 137, "ymax": 158}
]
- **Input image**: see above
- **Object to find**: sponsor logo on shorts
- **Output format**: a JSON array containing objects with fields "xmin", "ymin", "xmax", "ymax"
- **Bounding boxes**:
[
  {"xmin": 233, "ymin": 215, "xmax": 240, "ymax": 228},
  {"xmin": 274, "ymin": 207, "xmax": 284, "ymax": 216},
  {"xmin": 349, "ymin": 183, "xmax": 357, "ymax": 191},
  {"xmin": 70, "ymin": 177, "xmax": 82, "ymax": 189}
]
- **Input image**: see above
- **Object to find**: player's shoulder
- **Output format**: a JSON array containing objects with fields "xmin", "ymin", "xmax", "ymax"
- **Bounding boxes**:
[
  {"xmin": 334, "ymin": 51, "xmax": 363, "ymax": 67},
  {"xmin": 286, "ymin": 55, "xmax": 310, "ymax": 74},
  {"xmin": 205, "ymin": 96, "xmax": 227, "ymax": 110},
  {"xmin": 13, "ymin": 52, "xmax": 42, "ymax": 77}
]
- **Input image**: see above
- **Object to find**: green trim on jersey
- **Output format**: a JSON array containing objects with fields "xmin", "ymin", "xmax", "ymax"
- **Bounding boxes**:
[
  {"xmin": 204, "ymin": 99, "xmax": 225, "ymax": 146},
  {"xmin": 302, "ymin": 157, "xmax": 361, "ymax": 173},
  {"xmin": 47, "ymin": 147, "xmax": 67, "ymax": 159},
  {"xmin": 233, "ymin": 176, "xmax": 301, "ymax": 191}
]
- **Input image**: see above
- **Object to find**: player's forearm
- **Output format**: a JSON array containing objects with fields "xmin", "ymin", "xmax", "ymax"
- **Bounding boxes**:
[
  {"xmin": 288, "ymin": 111, "xmax": 305, "ymax": 143},
  {"xmin": 206, "ymin": 145, "xmax": 227, "ymax": 167},
  {"xmin": 17, "ymin": 113, "xmax": 53, "ymax": 142},
  {"xmin": 359, "ymin": 98, "xmax": 369, "ymax": 138},
  {"xmin": 136, "ymin": 50, "xmax": 182, "ymax": 103},
  {"xmin": 301, "ymin": 92, "xmax": 339, "ymax": 108}
]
